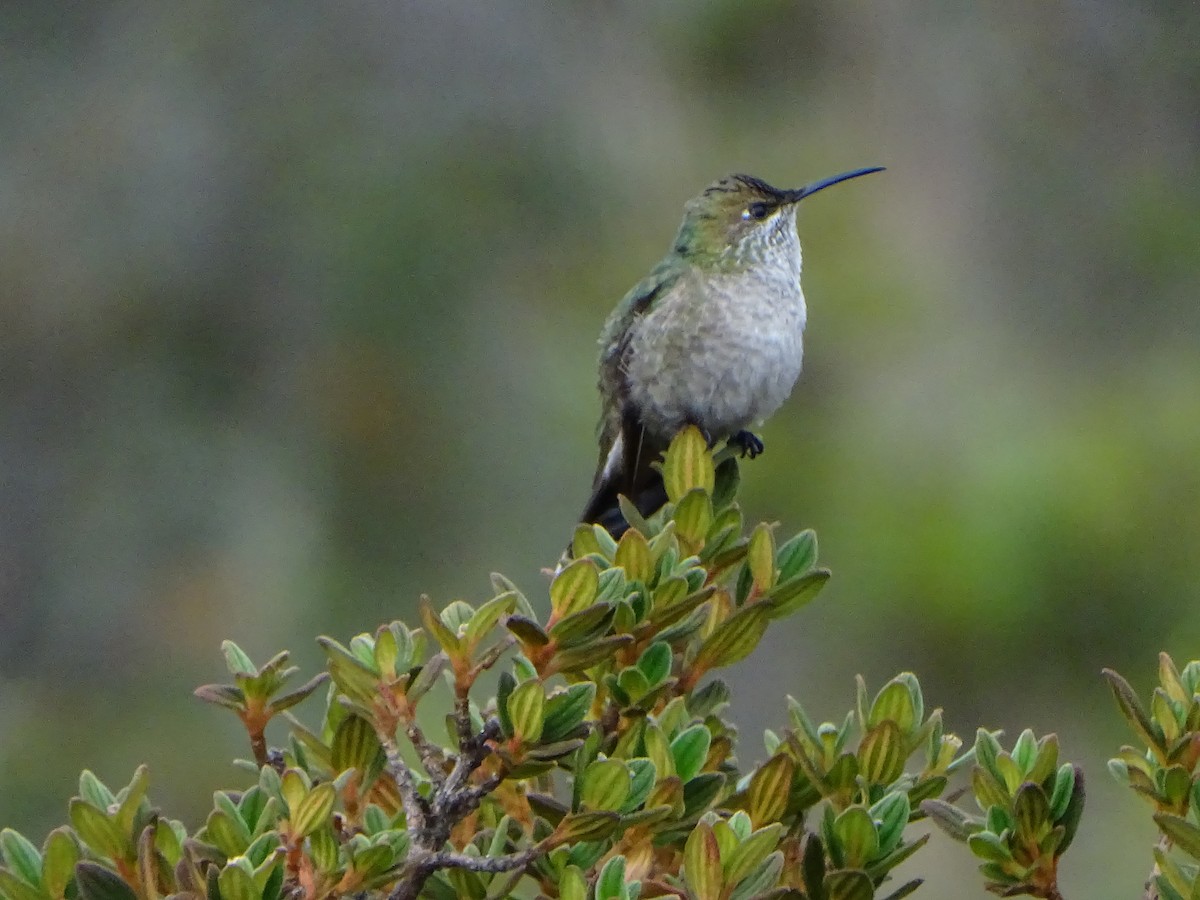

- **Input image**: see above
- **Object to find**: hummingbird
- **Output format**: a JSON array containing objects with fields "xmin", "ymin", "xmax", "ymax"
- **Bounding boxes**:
[{"xmin": 579, "ymin": 166, "xmax": 884, "ymax": 535}]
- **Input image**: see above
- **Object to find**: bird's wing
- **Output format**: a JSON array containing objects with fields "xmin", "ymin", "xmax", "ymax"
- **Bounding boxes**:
[{"xmin": 580, "ymin": 264, "xmax": 680, "ymax": 530}]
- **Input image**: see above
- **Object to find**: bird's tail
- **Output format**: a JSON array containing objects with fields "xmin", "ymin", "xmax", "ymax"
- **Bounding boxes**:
[{"xmin": 578, "ymin": 424, "xmax": 669, "ymax": 538}]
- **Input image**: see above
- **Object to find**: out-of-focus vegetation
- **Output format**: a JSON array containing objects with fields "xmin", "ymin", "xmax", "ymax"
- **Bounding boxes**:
[{"xmin": 0, "ymin": 3, "xmax": 1197, "ymax": 897}]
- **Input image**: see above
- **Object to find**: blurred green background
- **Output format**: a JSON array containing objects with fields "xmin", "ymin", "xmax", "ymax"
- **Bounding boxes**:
[{"xmin": 1, "ymin": 2, "xmax": 1198, "ymax": 895}]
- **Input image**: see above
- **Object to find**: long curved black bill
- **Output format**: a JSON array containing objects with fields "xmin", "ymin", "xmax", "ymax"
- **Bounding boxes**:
[{"xmin": 783, "ymin": 166, "xmax": 885, "ymax": 203}]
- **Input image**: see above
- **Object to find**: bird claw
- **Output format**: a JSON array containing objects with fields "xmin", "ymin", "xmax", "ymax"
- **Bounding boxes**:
[{"xmin": 729, "ymin": 430, "xmax": 764, "ymax": 459}]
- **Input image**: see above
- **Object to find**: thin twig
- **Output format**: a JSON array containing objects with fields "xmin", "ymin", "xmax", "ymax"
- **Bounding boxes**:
[
  {"xmin": 453, "ymin": 686, "xmax": 476, "ymax": 750},
  {"xmin": 439, "ymin": 717, "xmax": 501, "ymax": 806},
  {"xmin": 1143, "ymin": 832, "xmax": 1170, "ymax": 900},
  {"xmin": 419, "ymin": 844, "xmax": 544, "ymax": 874},
  {"xmin": 405, "ymin": 721, "xmax": 449, "ymax": 787},
  {"xmin": 378, "ymin": 730, "xmax": 428, "ymax": 837},
  {"xmin": 384, "ymin": 716, "xmax": 509, "ymax": 900},
  {"xmin": 389, "ymin": 845, "xmax": 544, "ymax": 900}
]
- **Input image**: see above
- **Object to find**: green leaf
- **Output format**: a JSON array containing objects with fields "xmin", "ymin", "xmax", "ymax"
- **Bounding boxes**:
[
  {"xmin": 1026, "ymin": 734, "xmax": 1060, "ymax": 787},
  {"xmin": 623, "ymin": 759, "xmax": 657, "ymax": 812},
  {"xmin": 204, "ymin": 810, "xmax": 250, "ymax": 858},
  {"xmin": 746, "ymin": 754, "xmax": 792, "ymax": 829},
  {"xmin": 542, "ymin": 683, "xmax": 595, "ymax": 743},
  {"xmin": 1011, "ymin": 729, "xmax": 1038, "ymax": 774},
  {"xmin": 683, "ymin": 822, "xmax": 723, "ymax": 900},
  {"xmin": 68, "ymin": 802, "xmax": 128, "ymax": 863},
  {"xmin": 554, "ymin": 635, "xmax": 635, "ymax": 674},
  {"xmin": 193, "ymin": 684, "xmax": 246, "ymax": 711},
  {"xmin": 595, "ymin": 854, "xmax": 627, "ymax": 900},
  {"xmin": 549, "ymin": 603, "xmax": 615, "ymax": 649},
  {"xmin": 616, "ymin": 668, "xmax": 650, "ymax": 704},
  {"xmin": 550, "ymin": 560, "xmax": 601, "ymax": 619},
  {"xmin": 724, "ymin": 824, "xmax": 783, "ymax": 885},
  {"xmin": 581, "ymin": 759, "xmax": 631, "ymax": 812},
  {"xmin": 552, "ymin": 812, "xmax": 621, "ymax": 845},
  {"xmin": 682, "ymin": 773, "xmax": 726, "ymax": 819},
  {"xmin": 280, "ymin": 769, "xmax": 311, "ymax": 811},
  {"xmin": 268, "ymin": 673, "xmax": 330, "ymax": 715},
  {"xmin": 746, "ymin": 525, "xmax": 776, "ymax": 594},
  {"xmin": 823, "ymin": 869, "xmax": 874, "ymax": 900},
  {"xmin": 971, "ymin": 767, "xmax": 1010, "ymax": 813},
  {"xmin": 649, "ymin": 583, "xmax": 716, "ymax": 630},
  {"xmin": 800, "ymin": 834, "xmax": 826, "ymax": 898},
  {"xmin": 711, "ymin": 456, "xmax": 740, "ymax": 510},
  {"xmin": 868, "ymin": 680, "xmax": 917, "ymax": 734},
  {"xmin": 73, "ymin": 863, "xmax": 137, "ymax": 900},
  {"xmin": 728, "ymin": 852, "xmax": 782, "ymax": 900},
  {"xmin": 504, "ymin": 615, "xmax": 549, "ymax": 648},
  {"xmin": 0, "ymin": 871, "xmax": 45, "ymax": 900},
  {"xmin": 217, "ymin": 861, "xmax": 258, "ymax": 900},
  {"xmin": 0, "ymin": 830, "xmax": 42, "ymax": 890},
  {"xmin": 420, "ymin": 598, "xmax": 462, "ymax": 657},
  {"xmin": 1047, "ymin": 764, "xmax": 1076, "ymax": 823},
  {"xmin": 41, "ymin": 829, "xmax": 80, "ymax": 899},
  {"xmin": 317, "ymin": 637, "xmax": 380, "ymax": 706},
  {"xmin": 920, "ymin": 799, "xmax": 976, "ymax": 842},
  {"xmin": 1012, "ymin": 783, "xmax": 1050, "ymax": 843},
  {"xmin": 406, "ymin": 653, "xmax": 448, "ymax": 706},
  {"xmin": 663, "ymin": 427, "xmax": 715, "ymax": 503},
  {"xmin": 244, "ymin": 831, "xmax": 281, "ymax": 869},
  {"xmin": 637, "ymin": 642, "xmax": 673, "ymax": 686},
  {"xmin": 644, "ymin": 723, "xmax": 675, "ymax": 779},
  {"xmin": 496, "ymin": 671, "xmax": 516, "ymax": 738},
  {"xmin": 776, "ymin": 529, "xmax": 817, "ymax": 583},
  {"xmin": 871, "ymin": 791, "xmax": 911, "ymax": 854},
  {"xmin": 571, "ymin": 524, "xmax": 604, "ymax": 560},
  {"xmin": 712, "ymin": 820, "xmax": 739, "ymax": 871},
  {"xmin": 1056, "ymin": 765, "xmax": 1086, "ymax": 854},
  {"xmin": 291, "ymin": 783, "xmax": 336, "ymax": 839},
  {"xmin": 508, "ymin": 679, "xmax": 546, "ymax": 744},
  {"xmin": 973, "ymin": 729, "xmax": 1003, "ymax": 782},
  {"xmin": 616, "ymin": 494, "xmax": 653, "ymax": 541},
  {"xmin": 764, "ymin": 569, "xmax": 830, "ymax": 619},
  {"xmin": 878, "ymin": 878, "xmax": 924, "ymax": 900},
  {"xmin": 688, "ymin": 680, "xmax": 731, "ymax": 719},
  {"xmin": 967, "ymin": 831, "xmax": 1012, "ymax": 863},
  {"xmin": 671, "ymin": 725, "xmax": 712, "ymax": 783},
  {"xmin": 466, "ymin": 592, "xmax": 518, "ymax": 647},
  {"xmin": 1103, "ymin": 668, "xmax": 1164, "ymax": 753},
  {"xmin": 222, "ymin": 641, "xmax": 258, "ymax": 677},
  {"xmin": 674, "ymin": 489, "xmax": 714, "ymax": 546},
  {"xmin": 693, "ymin": 605, "xmax": 770, "ymax": 672},
  {"xmin": 525, "ymin": 738, "xmax": 586, "ymax": 763},
  {"xmin": 866, "ymin": 832, "xmax": 929, "ymax": 884},
  {"xmin": 858, "ymin": 721, "xmax": 907, "ymax": 784},
  {"xmin": 558, "ymin": 865, "xmax": 587, "ymax": 900},
  {"xmin": 614, "ymin": 530, "xmax": 653, "ymax": 583},
  {"xmin": 833, "ymin": 807, "xmax": 879, "ymax": 868},
  {"xmin": 1162, "ymin": 765, "xmax": 1193, "ymax": 809},
  {"xmin": 440, "ymin": 601, "xmax": 475, "ymax": 638},
  {"xmin": 78, "ymin": 773, "xmax": 116, "ymax": 811},
  {"xmin": 330, "ymin": 714, "xmax": 384, "ymax": 781},
  {"xmin": 372, "ymin": 627, "xmax": 400, "ymax": 677},
  {"xmin": 306, "ymin": 824, "xmax": 340, "ymax": 876}
]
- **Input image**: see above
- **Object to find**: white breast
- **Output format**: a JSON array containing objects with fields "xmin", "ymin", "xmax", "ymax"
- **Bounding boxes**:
[{"xmin": 624, "ymin": 235, "xmax": 807, "ymax": 441}]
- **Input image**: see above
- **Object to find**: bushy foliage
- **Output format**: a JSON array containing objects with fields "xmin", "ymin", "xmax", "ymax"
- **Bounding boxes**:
[{"xmin": 0, "ymin": 429, "xmax": 1195, "ymax": 900}]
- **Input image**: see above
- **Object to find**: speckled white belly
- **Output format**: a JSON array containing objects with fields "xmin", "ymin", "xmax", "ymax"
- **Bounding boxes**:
[{"xmin": 624, "ymin": 265, "xmax": 806, "ymax": 441}]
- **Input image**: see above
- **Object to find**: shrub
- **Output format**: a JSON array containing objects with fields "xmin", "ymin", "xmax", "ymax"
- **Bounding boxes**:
[{"xmin": 0, "ymin": 428, "xmax": 1196, "ymax": 900}]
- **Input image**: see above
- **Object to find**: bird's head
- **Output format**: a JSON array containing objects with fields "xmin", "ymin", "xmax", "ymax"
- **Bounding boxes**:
[{"xmin": 673, "ymin": 167, "xmax": 883, "ymax": 265}]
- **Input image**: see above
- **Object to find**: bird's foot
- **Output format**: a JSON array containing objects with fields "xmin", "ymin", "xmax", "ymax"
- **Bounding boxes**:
[{"xmin": 729, "ymin": 430, "xmax": 765, "ymax": 459}]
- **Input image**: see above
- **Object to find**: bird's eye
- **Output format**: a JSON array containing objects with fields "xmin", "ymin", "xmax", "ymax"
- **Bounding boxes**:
[{"xmin": 744, "ymin": 202, "xmax": 770, "ymax": 221}]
